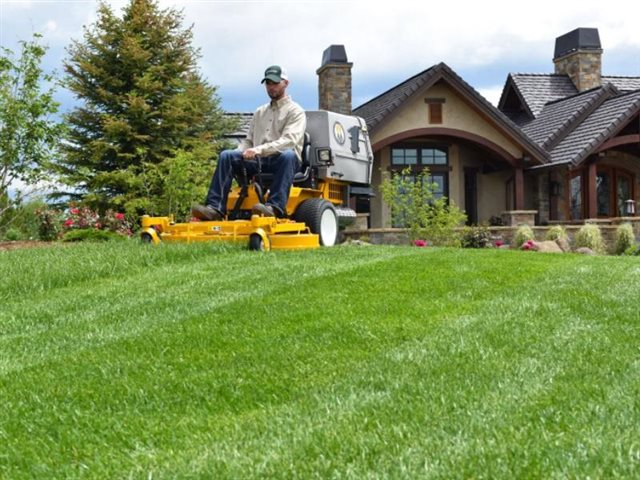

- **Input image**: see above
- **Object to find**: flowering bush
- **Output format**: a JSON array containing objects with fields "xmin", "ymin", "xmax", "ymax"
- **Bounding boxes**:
[
  {"xmin": 494, "ymin": 240, "xmax": 505, "ymax": 248},
  {"xmin": 521, "ymin": 239, "xmax": 536, "ymax": 251},
  {"xmin": 36, "ymin": 204, "xmax": 133, "ymax": 241},
  {"xmin": 413, "ymin": 239, "xmax": 427, "ymax": 247}
]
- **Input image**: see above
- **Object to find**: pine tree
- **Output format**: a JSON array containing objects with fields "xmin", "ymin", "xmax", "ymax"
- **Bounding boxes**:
[{"xmin": 59, "ymin": 0, "xmax": 234, "ymax": 217}]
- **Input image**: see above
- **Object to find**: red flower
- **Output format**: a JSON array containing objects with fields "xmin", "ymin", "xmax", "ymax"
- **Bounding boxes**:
[
  {"xmin": 413, "ymin": 239, "xmax": 427, "ymax": 247},
  {"xmin": 70, "ymin": 208, "xmax": 80, "ymax": 215},
  {"xmin": 494, "ymin": 240, "xmax": 504, "ymax": 247},
  {"xmin": 114, "ymin": 212, "xmax": 125, "ymax": 220},
  {"xmin": 64, "ymin": 219, "xmax": 74, "ymax": 227}
]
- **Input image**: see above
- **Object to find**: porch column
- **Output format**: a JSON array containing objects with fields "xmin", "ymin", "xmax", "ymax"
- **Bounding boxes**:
[
  {"xmin": 515, "ymin": 167, "xmax": 524, "ymax": 210},
  {"xmin": 587, "ymin": 161, "xmax": 597, "ymax": 218}
]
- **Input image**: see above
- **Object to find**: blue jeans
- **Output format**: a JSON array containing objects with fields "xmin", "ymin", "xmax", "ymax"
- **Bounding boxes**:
[{"xmin": 205, "ymin": 149, "xmax": 299, "ymax": 214}]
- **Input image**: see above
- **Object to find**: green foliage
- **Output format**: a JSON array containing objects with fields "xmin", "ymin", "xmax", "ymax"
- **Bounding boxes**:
[
  {"xmin": 614, "ymin": 223, "xmax": 636, "ymax": 255},
  {"xmin": 57, "ymin": 0, "xmax": 235, "ymax": 214},
  {"xmin": 460, "ymin": 224, "xmax": 492, "ymax": 248},
  {"xmin": 0, "ymin": 33, "xmax": 64, "ymax": 221},
  {"xmin": 3, "ymin": 227, "xmax": 22, "ymax": 241},
  {"xmin": 36, "ymin": 206, "xmax": 64, "ymax": 240},
  {"xmin": 513, "ymin": 224, "xmax": 534, "ymax": 248},
  {"xmin": 0, "ymin": 197, "xmax": 47, "ymax": 240},
  {"xmin": 380, "ymin": 167, "xmax": 466, "ymax": 245},
  {"xmin": 575, "ymin": 223, "xmax": 606, "ymax": 254},
  {"xmin": 545, "ymin": 225, "xmax": 568, "ymax": 242}
]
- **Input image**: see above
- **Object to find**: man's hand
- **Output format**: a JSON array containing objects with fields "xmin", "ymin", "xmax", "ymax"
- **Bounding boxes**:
[{"xmin": 242, "ymin": 148, "xmax": 259, "ymax": 159}]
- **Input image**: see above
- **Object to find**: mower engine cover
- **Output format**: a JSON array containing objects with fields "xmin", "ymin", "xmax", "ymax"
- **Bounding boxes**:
[{"xmin": 305, "ymin": 110, "xmax": 373, "ymax": 186}]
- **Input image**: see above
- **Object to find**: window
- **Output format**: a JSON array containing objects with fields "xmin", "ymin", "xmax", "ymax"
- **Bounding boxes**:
[
  {"xmin": 390, "ymin": 145, "xmax": 449, "ymax": 199},
  {"xmin": 596, "ymin": 167, "xmax": 634, "ymax": 217},
  {"xmin": 570, "ymin": 174, "xmax": 583, "ymax": 220},
  {"xmin": 596, "ymin": 171, "xmax": 611, "ymax": 217},
  {"xmin": 389, "ymin": 145, "xmax": 450, "ymax": 227},
  {"xmin": 617, "ymin": 173, "xmax": 632, "ymax": 216}
]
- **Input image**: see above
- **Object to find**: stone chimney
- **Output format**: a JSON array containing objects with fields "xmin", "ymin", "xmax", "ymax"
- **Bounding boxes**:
[
  {"xmin": 553, "ymin": 27, "xmax": 602, "ymax": 92},
  {"xmin": 317, "ymin": 45, "xmax": 353, "ymax": 115}
]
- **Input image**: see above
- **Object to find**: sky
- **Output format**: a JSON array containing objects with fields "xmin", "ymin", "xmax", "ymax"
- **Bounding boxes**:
[{"xmin": 1, "ymin": 0, "xmax": 640, "ymax": 115}]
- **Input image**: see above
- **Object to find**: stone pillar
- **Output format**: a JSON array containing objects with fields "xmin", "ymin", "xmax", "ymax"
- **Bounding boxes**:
[
  {"xmin": 553, "ymin": 28, "xmax": 602, "ymax": 92},
  {"xmin": 317, "ymin": 45, "xmax": 353, "ymax": 115}
]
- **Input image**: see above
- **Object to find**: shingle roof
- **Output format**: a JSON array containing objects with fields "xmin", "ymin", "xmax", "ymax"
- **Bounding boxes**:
[
  {"xmin": 505, "ymin": 74, "xmax": 578, "ymax": 117},
  {"xmin": 353, "ymin": 62, "xmax": 549, "ymax": 164},
  {"xmin": 223, "ymin": 112, "xmax": 252, "ymax": 138},
  {"xmin": 353, "ymin": 66, "xmax": 438, "ymax": 131},
  {"xmin": 602, "ymin": 76, "xmax": 640, "ymax": 92},
  {"xmin": 522, "ymin": 85, "xmax": 618, "ymax": 149},
  {"xmin": 547, "ymin": 90, "xmax": 640, "ymax": 166}
]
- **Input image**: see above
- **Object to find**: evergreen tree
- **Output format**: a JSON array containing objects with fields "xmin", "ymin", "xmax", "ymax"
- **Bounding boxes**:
[{"xmin": 59, "ymin": 0, "xmax": 234, "ymax": 217}]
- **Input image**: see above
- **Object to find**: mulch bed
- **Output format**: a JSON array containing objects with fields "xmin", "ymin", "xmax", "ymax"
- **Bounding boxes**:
[{"xmin": 0, "ymin": 241, "xmax": 56, "ymax": 252}]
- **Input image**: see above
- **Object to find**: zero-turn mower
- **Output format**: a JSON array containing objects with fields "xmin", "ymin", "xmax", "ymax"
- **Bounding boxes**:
[{"xmin": 140, "ymin": 110, "xmax": 373, "ymax": 251}]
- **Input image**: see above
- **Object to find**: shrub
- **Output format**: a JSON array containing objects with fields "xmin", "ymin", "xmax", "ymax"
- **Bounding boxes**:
[
  {"xmin": 380, "ymin": 167, "xmax": 466, "ymax": 245},
  {"xmin": 614, "ymin": 223, "xmax": 636, "ymax": 255},
  {"xmin": 545, "ymin": 225, "xmax": 568, "ymax": 242},
  {"xmin": 3, "ymin": 228, "xmax": 23, "ymax": 241},
  {"xmin": 36, "ymin": 207, "xmax": 64, "ymax": 241},
  {"xmin": 575, "ymin": 223, "xmax": 606, "ymax": 254},
  {"xmin": 488, "ymin": 215, "xmax": 505, "ymax": 226},
  {"xmin": 460, "ymin": 224, "xmax": 492, "ymax": 248},
  {"xmin": 513, "ymin": 225, "xmax": 535, "ymax": 248}
]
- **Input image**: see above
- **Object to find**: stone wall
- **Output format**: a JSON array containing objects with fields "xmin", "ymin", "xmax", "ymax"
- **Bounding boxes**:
[
  {"xmin": 317, "ymin": 63, "xmax": 353, "ymax": 115},
  {"xmin": 553, "ymin": 49, "xmax": 602, "ymax": 92},
  {"xmin": 343, "ymin": 219, "xmax": 640, "ymax": 254}
]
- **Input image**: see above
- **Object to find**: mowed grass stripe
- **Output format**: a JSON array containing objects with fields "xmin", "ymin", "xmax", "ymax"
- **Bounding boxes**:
[
  {"xmin": 0, "ymin": 244, "xmax": 414, "ymax": 375},
  {"xmin": 1, "ymin": 244, "xmax": 639, "ymax": 478}
]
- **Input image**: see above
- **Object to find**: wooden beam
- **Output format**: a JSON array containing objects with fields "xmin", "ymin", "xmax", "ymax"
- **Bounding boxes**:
[{"xmin": 515, "ymin": 167, "xmax": 524, "ymax": 210}]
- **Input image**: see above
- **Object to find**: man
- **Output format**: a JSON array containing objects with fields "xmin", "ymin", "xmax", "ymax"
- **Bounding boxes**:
[{"xmin": 192, "ymin": 65, "xmax": 306, "ymax": 220}]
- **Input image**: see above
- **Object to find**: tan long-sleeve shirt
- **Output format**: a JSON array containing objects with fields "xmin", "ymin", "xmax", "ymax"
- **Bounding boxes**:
[{"xmin": 238, "ymin": 95, "xmax": 306, "ymax": 161}]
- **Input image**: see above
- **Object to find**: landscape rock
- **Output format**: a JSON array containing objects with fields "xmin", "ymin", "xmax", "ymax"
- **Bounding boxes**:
[
  {"xmin": 576, "ymin": 247, "xmax": 595, "ymax": 255},
  {"xmin": 555, "ymin": 237, "xmax": 571, "ymax": 252},
  {"xmin": 532, "ymin": 240, "xmax": 563, "ymax": 253}
]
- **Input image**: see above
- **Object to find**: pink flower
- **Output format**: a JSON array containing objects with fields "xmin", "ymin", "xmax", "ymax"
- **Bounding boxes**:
[
  {"xmin": 64, "ymin": 219, "xmax": 74, "ymax": 227},
  {"xmin": 494, "ymin": 240, "xmax": 504, "ymax": 247},
  {"xmin": 95, "ymin": 222, "xmax": 102, "ymax": 229},
  {"xmin": 114, "ymin": 212, "xmax": 125, "ymax": 220},
  {"xmin": 70, "ymin": 208, "xmax": 80, "ymax": 215},
  {"xmin": 413, "ymin": 239, "xmax": 427, "ymax": 247}
]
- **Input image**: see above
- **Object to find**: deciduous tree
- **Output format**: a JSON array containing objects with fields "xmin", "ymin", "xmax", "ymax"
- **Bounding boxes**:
[{"xmin": 0, "ymin": 34, "xmax": 63, "ymax": 224}]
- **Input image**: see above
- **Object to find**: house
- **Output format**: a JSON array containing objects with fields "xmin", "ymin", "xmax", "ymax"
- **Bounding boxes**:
[{"xmin": 229, "ymin": 28, "xmax": 640, "ymax": 229}]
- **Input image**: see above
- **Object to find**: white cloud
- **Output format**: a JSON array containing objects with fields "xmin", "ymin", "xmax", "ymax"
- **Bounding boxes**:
[{"xmin": 2, "ymin": 0, "xmax": 639, "ymax": 112}]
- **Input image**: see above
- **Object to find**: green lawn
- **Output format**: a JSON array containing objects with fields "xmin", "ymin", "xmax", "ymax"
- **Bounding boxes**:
[{"xmin": 1, "ymin": 242, "xmax": 639, "ymax": 478}]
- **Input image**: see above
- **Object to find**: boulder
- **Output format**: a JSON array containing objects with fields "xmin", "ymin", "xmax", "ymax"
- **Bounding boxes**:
[
  {"xmin": 576, "ymin": 247, "xmax": 595, "ymax": 255},
  {"xmin": 532, "ymin": 240, "xmax": 563, "ymax": 253},
  {"xmin": 555, "ymin": 237, "xmax": 571, "ymax": 252}
]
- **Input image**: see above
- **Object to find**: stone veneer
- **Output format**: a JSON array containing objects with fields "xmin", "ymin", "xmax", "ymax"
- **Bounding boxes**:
[
  {"xmin": 553, "ymin": 49, "xmax": 602, "ymax": 92},
  {"xmin": 317, "ymin": 62, "xmax": 353, "ymax": 115}
]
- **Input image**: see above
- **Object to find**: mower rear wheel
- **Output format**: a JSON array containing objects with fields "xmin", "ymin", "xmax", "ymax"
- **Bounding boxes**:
[
  {"xmin": 249, "ymin": 233, "xmax": 266, "ymax": 251},
  {"xmin": 294, "ymin": 198, "xmax": 338, "ymax": 246}
]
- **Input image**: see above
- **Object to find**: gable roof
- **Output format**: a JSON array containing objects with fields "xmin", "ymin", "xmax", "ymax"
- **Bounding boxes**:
[
  {"xmin": 498, "ymin": 74, "xmax": 578, "ymax": 120},
  {"xmin": 545, "ymin": 90, "xmax": 640, "ymax": 167},
  {"xmin": 353, "ymin": 62, "xmax": 549, "ymax": 164},
  {"xmin": 522, "ymin": 84, "xmax": 619, "ymax": 150}
]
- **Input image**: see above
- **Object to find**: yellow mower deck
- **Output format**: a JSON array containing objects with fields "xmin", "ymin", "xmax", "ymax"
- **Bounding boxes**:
[{"xmin": 141, "ymin": 214, "xmax": 319, "ymax": 251}]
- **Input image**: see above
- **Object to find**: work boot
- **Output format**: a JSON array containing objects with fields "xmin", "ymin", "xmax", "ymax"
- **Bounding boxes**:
[
  {"xmin": 191, "ymin": 204, "xmax": 223, "ymax": 221},
  {"xmin": 251, "ymin": 203, "xmax": 283, "ymax": 218}
]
